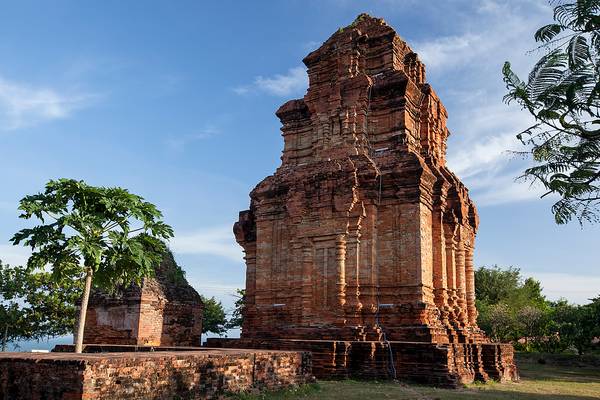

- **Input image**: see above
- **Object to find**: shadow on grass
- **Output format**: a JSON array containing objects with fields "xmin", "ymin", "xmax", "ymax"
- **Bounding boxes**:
[
  {"xmin": 419, "ymin": 388, "xmax": 600, "ymax": 400},
  {"xmin": 518, "ymin": 360, "xmax": 600, "ymax": 384},
  {"xmin": 226, "ymin": 379, "xmax": 600, "ymax": 400},
  {"xmin": 226, "ymin": 361, "xmax": 600, "ymax": 400},
  {"xmin": 224, "ymin": 353, "xmax": 600, "ymax": 400}
]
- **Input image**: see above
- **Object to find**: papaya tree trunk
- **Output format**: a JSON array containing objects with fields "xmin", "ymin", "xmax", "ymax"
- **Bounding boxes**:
[
  {"xmin": 2, "ymin": 324, "xmax": 7, "ymax": 352},
  {"xmin": 75, "ymin": 268, "xmax": 93, "ymax": 353}
]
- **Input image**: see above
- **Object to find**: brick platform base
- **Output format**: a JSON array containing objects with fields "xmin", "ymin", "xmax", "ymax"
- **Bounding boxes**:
[
  {"xmin": 0, "ymin": 348, "xmax": 312, "ymax": 400},
  {"xmin": 205, "ymin": 338, "xmax": 518, "ymax": 387}
]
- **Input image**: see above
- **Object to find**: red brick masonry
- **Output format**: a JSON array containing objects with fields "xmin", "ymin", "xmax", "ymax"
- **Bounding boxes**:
[
  {"xmin": 227, "ymin": 13, "xmax": 519, "ymax": 386},
  {"xmin": 0, "ymin": 349, "xmax": 312, "ymax": 400},
  {"xmin": 81, "ymin": 251, "xmax": 203, "ymax": 347},
  {"xmin": 206, "ymin": 338, "xmax": 517, "ymax": 387}
]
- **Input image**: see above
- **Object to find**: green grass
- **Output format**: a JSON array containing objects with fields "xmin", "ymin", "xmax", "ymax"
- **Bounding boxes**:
[{"xmin": 229, "ymin": 355, "xmax": 600, "ymax": 400}]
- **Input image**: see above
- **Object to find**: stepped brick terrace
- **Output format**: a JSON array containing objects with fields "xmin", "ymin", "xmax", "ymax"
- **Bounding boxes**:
[{"xmin": 207, "ymin": 14, "xmax": 518, "ymax": 386}]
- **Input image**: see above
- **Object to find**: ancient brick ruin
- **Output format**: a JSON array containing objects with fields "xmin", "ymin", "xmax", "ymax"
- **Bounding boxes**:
[
  {"xmin": 208, "ymin": 14, "xmax": 518, "ymax": 386},
  {"xmin": 82, "ymin": 251, "xmax": 203, "ymax": 347},
  {"xmin": 0, "ymin": 349, "xmax": 312, "ymax": 400}
]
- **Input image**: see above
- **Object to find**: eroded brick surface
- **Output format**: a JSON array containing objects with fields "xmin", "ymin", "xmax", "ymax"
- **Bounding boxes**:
[
  {"xmin": 206, "ymin": 338, "xmax": 518, "ymax": 386},
  {"xmin": 82, "ymin": 251, "xmax": 204, "ymax": 347},
  {"xmin": 0, "ymin": 349, "xmax": 312, "ymax": 400},
  {"xmin": 227, "ymin": 14, "xmax": 518, "ymax": 385}
]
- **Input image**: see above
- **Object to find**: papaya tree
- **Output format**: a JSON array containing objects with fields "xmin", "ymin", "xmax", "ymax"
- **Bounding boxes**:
[{"xmin": 11, "ymin": 179, "xmax": 173, "ymax": 353}]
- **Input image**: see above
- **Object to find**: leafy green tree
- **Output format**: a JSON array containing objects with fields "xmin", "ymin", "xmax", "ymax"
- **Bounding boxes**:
[
  {"xmin": 503, "ymin": 0, "xmax": 600, "ymax": 224},
  {"xmin": 475, "ymin": 266, "xmax": 548, "ymax": 344},
  {"xmin": 201, "ymin": 295, "xmax": 228, "ymax": 336},
  {"xmin": 226, "ymin": 289, "xmax": 245, "ymax": 330},
  {"xmin": 521, "ymin": 277, "xmax": 549, "ymax": 307},
  {"xmin": 0, "ymin": 260, "xmax": 82, "ymax": 350},
  {"xmin": 475, "ymin": 266, "xmax": 546, "ymax": 308},
  {"xmin": 517, "ymin": 305, "xmax": 550, "ymax": 351},
  {"xmin": 11, "ymin": 179, "xmax": 173, "ymax": 353},
  {"xmin": 478, "ymin": 303, "xmax": 517, "ymax": 342},
  {"xmin": 475, "ymin": 266, "xmax": 522, "ymax": 304},
  {"xmin": 550, "ymin": 297, "xmax": 600, "ymax": 354}
]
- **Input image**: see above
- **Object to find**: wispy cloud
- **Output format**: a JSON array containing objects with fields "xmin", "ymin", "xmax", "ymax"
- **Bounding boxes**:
[
  {"xmin": 170, "ymin": 226, "xmax": 243, "ymax": 262},
  {"xmin": 233, "ymin": 66, "xmax": 308, "ymax": 97},
  {"xmin": 469, "ymin": 170, "xmax": 547, "ymax": 206},
  {"xmin": 416, "ymin": 33, "xmax": 484, "ymax": 71},
  {"xmin": 0, "ymin": 75, "xmax": 95, "ymax": 130},
  {"xmin": 0, "ymin": 244, "xmax": 31, "ymax": 266},
  {"xmin": 165, "ymin": 126, "xmax": 220, "ymax": 151},
  {"xmin": 525, "ymin": 271, "xmax": 600, "ymax": 304},
  {"xmin": 302, "ymin": 41, "xmax": 322, "ymax": 52},
  {"xmin": 185, "ymin": 279, "xmax": 242, "ymax": 304},
  {"xmin": 412, "ymin": 0, "xmax": 553, "ymax": 207},
  {"xmin": 0, "ymin": 200, "xmax": 15, "ymax": 212}
]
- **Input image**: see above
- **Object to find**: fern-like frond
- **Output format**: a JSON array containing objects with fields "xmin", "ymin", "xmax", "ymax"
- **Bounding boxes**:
[
  {"xmin": 567, "ymin": 34, "xmax": 591, "ymax": 67},
  {"xmin": 535, "ymin": 23, "xmax": 565, "ymax": 42}
]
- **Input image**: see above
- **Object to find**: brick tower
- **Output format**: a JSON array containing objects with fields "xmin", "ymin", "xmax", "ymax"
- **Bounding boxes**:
[{"xmin": 210, "ymin": 14, "xmax": 518, "ymax": 386}]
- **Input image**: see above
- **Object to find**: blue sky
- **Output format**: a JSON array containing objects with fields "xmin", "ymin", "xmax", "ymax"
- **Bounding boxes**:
[{"xmin": 1, "ymin": 0, "xmax": 599, "ymax": 337}]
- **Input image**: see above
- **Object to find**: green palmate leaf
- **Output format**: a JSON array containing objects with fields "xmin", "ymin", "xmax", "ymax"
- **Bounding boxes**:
[{"xmin": 9, "ymin": 179, "xmax": 174, "ymax": 350}]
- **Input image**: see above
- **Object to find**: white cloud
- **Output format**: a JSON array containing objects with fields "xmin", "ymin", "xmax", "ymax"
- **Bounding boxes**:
[
  {"xmin": 302, "ymin": 41, "xmax": 322, "ymax": 52},
  {"xmin": 448, "ymin": 133, "xmax": 515, "ymax": 179},
  {"xmin": 170, "ymin": 226, "xmax": 243, "ymax": 262},
  {"xmin": 525, "ymin": 271, "xmax": 600, "ymax": 304},
  {"xmin": 0, "ymin": 244, "xmax": 31, "ymax": 266},
  {"xmin": 414, "ymin": 1, "xmax": 550, "ymax": 73},
  {"xmin": 469, "ymin": 170, "xmax": 547, "ymax": 206},
  {"xmin": 412, "ymin": 1, "xmax": 554, "ymax": 207},
  {"xmin": 234, "ymin": 66, "xmax": 308, "ymax": 97},
  {"xmin": 232, "ymin": 86, "xmax": 250, "ymax": 95},
  {"xmin": 444, "ymin": 94, "xmax": 544, "ymax": 205},
  {"xmin": 416, "ymin": 33, "xmax": 484, "ymax": 71},
  {"xmin": 0, "ymin": 76, "xmax": 94, "ymax": 130},
  {"xmin": 186, "ymin": 279, "xmax": 242, "ymax": 305},
  {"xmin": 165, "ymin": 126, "xmax": 219, "ymax": 151}
]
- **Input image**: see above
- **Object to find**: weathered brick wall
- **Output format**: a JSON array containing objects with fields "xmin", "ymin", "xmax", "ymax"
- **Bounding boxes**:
[
  {"xmin": 83, "ymin": 300, "xmax": 141, "ymax": 345},
  {"xmin": 0, "ymin": 349, "xmax": 312, "ymax": 400},
  {"xmin": 206, "ymin": 338, "xmax": 518, "ymax": 387},
  {"xmin": 82, "ymin": 251, "xmax": 203, "ymax": 347},
  {"xmin": 0, "ymin": 356, "xmax": 84, "ymax": 400},
  {"xmin": 226, "ymin": 13, "xmax": 517, "ymax": 387},
  {"xmin": 161, "ymin": 300, "xmax": 203, "ymax": 346},
  {"xmin": 233, "ymin": 14, "xmax": 487, "ymax": 344}
]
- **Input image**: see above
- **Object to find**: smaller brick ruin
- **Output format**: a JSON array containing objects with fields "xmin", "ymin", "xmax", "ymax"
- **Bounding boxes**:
[{"xmin": 81, "ymin": 250, "xmax": 203, "ymax": 347}]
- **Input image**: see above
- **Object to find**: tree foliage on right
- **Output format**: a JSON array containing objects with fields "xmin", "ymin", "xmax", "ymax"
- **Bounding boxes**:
[
  {"xmin": 504, "ymin": 0, "xmax": 600, "ymax": 224},
  {"xmin": 476, "ymin": 265, "xmax": 600, "ymax": 354}
]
